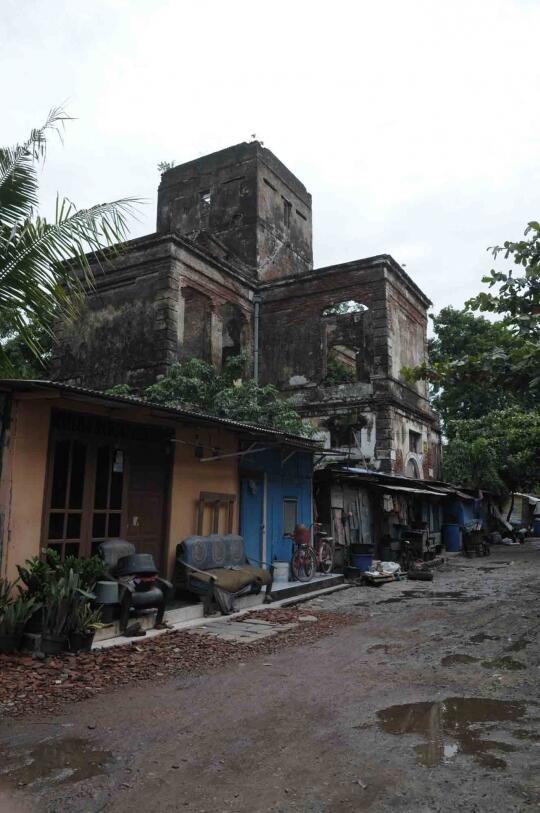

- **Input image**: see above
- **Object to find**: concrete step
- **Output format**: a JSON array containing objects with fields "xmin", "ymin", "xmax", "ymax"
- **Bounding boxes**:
[
  {"xmin": 269, "ymin": 574, "xmax": 345, "ymax": 601},
  {"xmin": 94, "ymin": 575, "xmax": 346, "ymax": 643}
]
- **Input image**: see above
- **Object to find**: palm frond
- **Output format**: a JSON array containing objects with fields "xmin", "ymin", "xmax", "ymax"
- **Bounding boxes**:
[
  {"xmin": 0, "ymin": 107, "xmax": 142, "ymax": 375},
  {"xmin": 0, "ymin": 106, "xmax": 72, "ymax": 227}
]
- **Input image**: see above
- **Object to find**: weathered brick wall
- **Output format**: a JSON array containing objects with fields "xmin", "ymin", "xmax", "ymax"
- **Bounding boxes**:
[
  {"xmin": 157, "ymin": 142, "xmax": 312, "ymax": 282},
  {"xmin": 258, "ymin": 257, "xmax": 389, "ymax": 390},
  {"xmin": 50, "ymin": 235, "xmax": 177, "ymax": 390}
]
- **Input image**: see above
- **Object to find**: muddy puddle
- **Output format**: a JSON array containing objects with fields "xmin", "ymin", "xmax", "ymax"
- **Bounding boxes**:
[
  {"xmin": 469, "ymin": 633, "xmax": 500, "ymax": 643},
  {"xmin": 478, "ymin": 566, "xmax": 507, "ymax": 572},
  {"xmin": 367, "ymin": 643, "xmax": 401, "ymax": 654},
  {"xmin": 482, "ymin": 656, "xmax": 527, "ymax": 671},
  {"xmin": 379, "ymin": 590, "xmax": 481, "ymax": 605},
  {"xmin": 441, "ymin": 654, "xmax": 479, "ymax": 666},
  {"xmin": 0, "ymin": 737, "xmax": 113, "ymax": 789},
  {"xmin": 441, "ymin": 653, "xmax": 526, "ymax": 670},
  {"xmin": 505, "ymin": 637, "xmax": 530, "ymax": 653},
  {"xmin": 377, "ymin": 697, "xmax": 526, "ymax": 769}
]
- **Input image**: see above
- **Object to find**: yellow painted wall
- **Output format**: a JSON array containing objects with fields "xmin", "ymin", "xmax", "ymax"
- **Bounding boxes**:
[
  {"xmin": 166, "ymin": 425, "xmax": 240, "ymax": 577},
  {"xmin": 0, "ymin": 394, "xmax": 241, "ymax": 583},
  {"xmin": 0, "ymin": 398, "xmax": 51, "ymax": 583}
]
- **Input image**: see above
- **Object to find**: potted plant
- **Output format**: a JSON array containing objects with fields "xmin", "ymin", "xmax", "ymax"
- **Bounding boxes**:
[
  {"xmin": 0, "ymin": 585, "xmax": 40, "ymax": 653},
  {"xmin": 68, "ymin": 603, "xmax": 104, "ymax": 652},
  {"xmin": 41, "ymin": 569, "xmax": 91, "ymax": 655},
  {"xmin": 17, "ymin": 550, "xmax": 58, "ymax": 633},
  {"xmin": 61, "ymin": 555, "xmax": 106, "ymax": 592}
]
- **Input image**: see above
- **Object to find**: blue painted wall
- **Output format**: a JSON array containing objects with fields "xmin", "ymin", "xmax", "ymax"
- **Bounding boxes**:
[
  {"xmin": 444, "ymin": 497, "xmax": 480, "ymax": 529},
  {"xmin": 239, "ymin": 449, "xmax": 313, "ymax": 564}
]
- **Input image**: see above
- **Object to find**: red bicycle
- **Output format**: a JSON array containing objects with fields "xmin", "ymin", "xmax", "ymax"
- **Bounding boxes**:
[{"xmin": 287, "ymin": 524, "xmax": 334, "ymax": 582}]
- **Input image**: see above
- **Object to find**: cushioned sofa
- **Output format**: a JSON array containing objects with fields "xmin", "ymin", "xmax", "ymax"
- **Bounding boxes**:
[{"xmin": 174, "ymin": 534, "xmax": 274, "ymax": 614}]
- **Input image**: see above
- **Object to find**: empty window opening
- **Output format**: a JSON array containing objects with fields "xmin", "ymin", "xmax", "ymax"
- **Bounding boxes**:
[
  {"xmin": 220, "ymin": 303, "xmax": 247, "ymax": 368},
  {"xmin": 323, "ymin": 412, "xmax": 367, "ymax": 449},
  {"xmin": 409, "ymin": 430, "xmax": 422, "ymax": 454},
  {"xmin": 322, "ymin": 300, "xmax": 369, "ymax": 317},
  {"xmin": 181, "ymin": 287, "xmax": 212, "ymax": 362},
  {"xmin": 325, "ymin": 345, "xmax": 357, "ymax": 384},
  {"xmin": 406, "ymin": 457, "xmax": 421, "ymax": 479},
  {"xmin": 283, "ymin": 498, "xmax": 298, "ymax": 535},
  {"xmin": 199, "ymin": 189, "xmax": 212, "ymax": 207},
  {"xmin": 283, "ymin": 197, "xmax": 292, "ymax": 228}
]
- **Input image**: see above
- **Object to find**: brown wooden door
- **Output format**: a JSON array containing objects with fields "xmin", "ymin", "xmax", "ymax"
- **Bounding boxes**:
[{"xmin": 125, "ymin": 443, "xmax": 169, "ymax": 570}]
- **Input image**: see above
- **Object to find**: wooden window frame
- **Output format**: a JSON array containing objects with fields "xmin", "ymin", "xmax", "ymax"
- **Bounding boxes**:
[
  {"xmin": 42, "ymin": 430, "xmax": 129, "ymax": 560},
  {"xmin": 197, "ymin": 492, "xmax": 236, "ymax": 535}
]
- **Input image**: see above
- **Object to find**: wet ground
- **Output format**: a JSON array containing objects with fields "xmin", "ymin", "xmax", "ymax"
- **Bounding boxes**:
[{"xmin": 1, "ymin": 545, "xmax": 540, "ymax": 812}]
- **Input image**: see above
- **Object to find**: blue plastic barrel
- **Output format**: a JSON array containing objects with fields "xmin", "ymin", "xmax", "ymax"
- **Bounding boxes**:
[
  {"xmin": 533, "ymin": 517, "xmax": 540, "ymax": 537},
  {"xmin": 351, "ymin": 553, "xmax": 373, "ymax": 571},
  {"xmin": 442, "ymin": 523, "xmax": 461, "ymax": 552}
]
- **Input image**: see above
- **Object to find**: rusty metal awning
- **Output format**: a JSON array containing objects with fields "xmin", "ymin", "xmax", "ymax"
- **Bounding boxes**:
[{"xmin": 376, "ymin": 484, "xmax": 447, "ymax": 497}]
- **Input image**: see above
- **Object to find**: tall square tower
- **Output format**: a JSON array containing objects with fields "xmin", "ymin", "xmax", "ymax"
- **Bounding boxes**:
[{"xmin": 156, "ymin": 141, "xmax": 313, "ymax": 281}]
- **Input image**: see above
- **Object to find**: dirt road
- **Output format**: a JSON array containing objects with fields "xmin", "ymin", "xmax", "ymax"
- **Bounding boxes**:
[{"xmin": 1, "ymin": 545, "xmax": 540, "ymax": 812}]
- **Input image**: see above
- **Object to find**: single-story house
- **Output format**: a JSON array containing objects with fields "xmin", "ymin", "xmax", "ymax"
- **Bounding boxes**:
[
  {"xmin": 314, "ymin": 466, "xmax": 454, "ymax": 562},
  {"xmin": 0, "ymin": 380, "xmax": 319, "ymax": 583},
  {"xmin": 501, "ymin": 492, "xmax": 540, "ymax": 529}
]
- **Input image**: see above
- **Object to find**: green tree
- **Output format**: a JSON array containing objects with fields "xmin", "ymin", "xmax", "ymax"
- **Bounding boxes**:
[
  {"xmin": 466, "ymin": 221, "xmax": 540, "ymax": 396},
  {"xmin": 444, "ymin": 407, "xmax": 540, "ymax": 495},
  {"xmin": 404, "ymin": 222, "xmax": 540, "ymax": 414},
  {"xmin": 0, "ymin": 107, "xmax": 138, "ymax": 374},
  {"xmin": 424, "ymin": 307, "xmax": 529, "ymax": 424},
  {"xmin": 107, "ymin": 355, "xmax": 313, "ymax": 436}
]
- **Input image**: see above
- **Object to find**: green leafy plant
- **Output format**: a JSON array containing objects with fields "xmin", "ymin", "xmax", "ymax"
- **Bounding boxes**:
[
  {"xmin": 60, "ymin": 555, "xmax": 106, "ymax": 591},
  {"xmin": 17, "ymin": 548, "xmax": 60, "ymax": 601},
  {"xmin": 0, "ymin": 595, "xmax": 40, "ymax": 636},
  {"xmin": 324, "ymin": 356, "xmax": 355, "ymax": 385},
  {"xmin": 0, "ymin": 106, "xmax": 140, "ymax": 374},
  {"xmin": 0, "ymin": 577, "xmax": 15, "ymax": 610},
  {"xmin": 106, "ymin": 354, "xmax": 314, "ymax": 436},
  {"xmin": 42, "ymin": 569, "xmax": 93, "ymax": 638},
  {"xmin": 71, "ymin": 602, "xmax": 104, "ymax": 635},
  {"xmin": 443, "ymin": 408, "xmax": 540, "ymax": 495}
]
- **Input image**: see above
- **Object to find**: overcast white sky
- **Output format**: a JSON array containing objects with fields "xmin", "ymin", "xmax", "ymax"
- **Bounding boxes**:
[{"xmin": 3, "ymin": 0, "xmax": 540, "ymax": 314}]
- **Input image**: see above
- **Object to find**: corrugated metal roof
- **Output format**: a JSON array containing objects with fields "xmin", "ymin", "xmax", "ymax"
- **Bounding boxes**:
[
  {"xmin": 326, "ymin": 466, "xmax": 470, "ymax": 497},
  {"xmin": 376, "ymin": 484, "xmax": 448, "ymax": 497},
  {"xmin": 0, "ymin": 379, "xmax": 320, "ymax": 450}
]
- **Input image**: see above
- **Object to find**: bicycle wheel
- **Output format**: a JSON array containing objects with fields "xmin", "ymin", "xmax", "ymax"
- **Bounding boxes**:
[
  {"xmin": 318, "ymin": 541, "xmax": 334, "ymax": 574},
  {"xmin": 292, "ymin": 546, "xmax": 316, "ymax": 582}
]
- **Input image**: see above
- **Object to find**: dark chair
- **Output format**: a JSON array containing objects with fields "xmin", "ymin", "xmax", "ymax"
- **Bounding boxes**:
[
  {"xmin": 98, "ymin": 539, "xmax": 172, "ymax": 632},
  {"xmin": 174, "ymin": 534, "xmax": 274, "ymax": 615}
]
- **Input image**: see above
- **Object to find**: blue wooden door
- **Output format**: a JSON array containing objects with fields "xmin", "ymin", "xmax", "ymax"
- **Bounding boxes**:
[
  {"xmin": 240, "ymin": 475, "xmax": 264, "ymax": 563},
  {"xmin": 269, "ymin": 481, "xmax": 312, "ymax": 562}
]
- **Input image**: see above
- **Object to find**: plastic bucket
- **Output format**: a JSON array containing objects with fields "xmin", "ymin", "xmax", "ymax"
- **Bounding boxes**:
[
  {"xmin": 442, "ymin": 523, "xmax": 461, "ymax": 552},
  {"xmin": 533, "ymin": 517, "xmax": 540, "ymax": 537},
  {"xmin": 273, "ymin": 561, "xmax": 290, "ymax": 583},
  {"xmin": 94, "ymin": 581, "xmax": 119, "ymax": 604},
  {"xmin": 351, "ymin": 553, "xmax": 373, "ymax": 572}
]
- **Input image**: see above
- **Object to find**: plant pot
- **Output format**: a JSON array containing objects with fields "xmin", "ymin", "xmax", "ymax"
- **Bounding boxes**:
[
  {"xmin": 96, "ymin": 603, "xmax": 118, "ymax": 624},
  {"xmin": 25, "ymin": 608, "xmax": 43, "ymax": 635},
  {"xmin": 69, "ymin": 631, "xmax": 95, "ymax": 653},
  {"xmin": 0, "ymin": 634, "xmax": 22, "ymax": 653},
  {"xmin": 41, "ymin": 634, "xmax": 67, "ymax": 656}
]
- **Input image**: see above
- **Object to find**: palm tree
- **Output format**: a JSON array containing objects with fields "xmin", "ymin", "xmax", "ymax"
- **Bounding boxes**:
[{"xmin": 0, "ymin": 106, "xmax": 139, "ymax": 374}]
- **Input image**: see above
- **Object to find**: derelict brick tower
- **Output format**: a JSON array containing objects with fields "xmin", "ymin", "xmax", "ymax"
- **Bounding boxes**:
[
  {"xmin": 156, "ymin": 141, "xmax": 313, "ymax": 281},
  {"xmin": 51, "ymin": 141, "xmax": 441, "ymax": 478}
]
